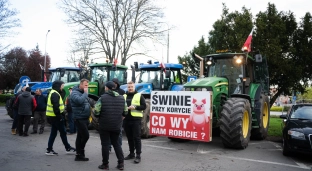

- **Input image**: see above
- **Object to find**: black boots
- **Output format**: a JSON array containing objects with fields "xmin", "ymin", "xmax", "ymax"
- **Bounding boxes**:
[{"xmin": 75, "ymin": 150, "xmax": 89, "ymax": 161}]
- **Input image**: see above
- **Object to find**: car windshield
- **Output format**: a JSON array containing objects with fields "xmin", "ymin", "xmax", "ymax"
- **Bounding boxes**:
[{"xmin": 290, "ymin": 105, "xmax": 312, "ymax": 120}]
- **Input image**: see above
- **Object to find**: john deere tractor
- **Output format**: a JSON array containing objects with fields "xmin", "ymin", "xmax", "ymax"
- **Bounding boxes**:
[
  {"xmin": 183, "ymin": 51, "xmax": 270, "ymax": 149},
  {"xmin": 62, "ymin": 62, "xmax": 128, "ymax": 130},
  {"xmin": 121, "ymin": 60, "xmax": 184, "ymax": 138}
]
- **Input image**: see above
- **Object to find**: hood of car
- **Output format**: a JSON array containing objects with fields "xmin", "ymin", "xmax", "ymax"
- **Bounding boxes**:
[{"xmin": 288, "ymin": 120, "xmax": 312, "ymax": 134}]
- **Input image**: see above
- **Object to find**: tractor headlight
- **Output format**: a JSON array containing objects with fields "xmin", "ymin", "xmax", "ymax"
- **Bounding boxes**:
[
  {"xmin": 195, "ymin": 88, "xmax": 201, "ymax": 91},
  {"xmin": 184, "ymin": 88, "xmax": 191, "ymax": 91},
  {"xmin": 202, "ymin": 88, "xmax": 208, "ymax": 91}
]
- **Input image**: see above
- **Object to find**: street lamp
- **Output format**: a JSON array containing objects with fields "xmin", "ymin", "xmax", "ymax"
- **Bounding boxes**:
[
  {"xmin": 44, "ymin": 30, "xmax": 50, "ymax": 72},
  {"xmin": 158, "ymin": 22, "xmax": 169, "ymax": 63}
]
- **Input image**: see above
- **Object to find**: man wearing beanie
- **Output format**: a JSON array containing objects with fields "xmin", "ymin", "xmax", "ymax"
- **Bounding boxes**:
[
  {"xmin": 14, "ymin": 87, "xmax": 37, "ymax": 136},
  {"xmin": 95, "ymin": 81, "xmax": 128, "ymax": 170}
]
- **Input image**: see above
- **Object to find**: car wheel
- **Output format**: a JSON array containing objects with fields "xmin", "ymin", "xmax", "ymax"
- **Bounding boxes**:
[{"xmin": 282, "ymin": 138, "xmax": 290, "ymax": 156}]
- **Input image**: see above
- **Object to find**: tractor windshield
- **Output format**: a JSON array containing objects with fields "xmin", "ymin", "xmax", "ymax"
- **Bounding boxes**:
[
  {"xmin": 90, "ymin": 67, "xmax": 108, "ymax": 82},
  {"xmin": 110, "ymin": 69, "xmax": 126, "ymax": 84},
  {"xmin": 208, "ymin": 57, "xmax": 243, "ymax": 93},
  {"xmin": 49, "ymin": 70, "xmax": 80, "ymax": 83},
  {"xmin": 138, "ymin": 70, "xmax": 161, "ymax": 89}
]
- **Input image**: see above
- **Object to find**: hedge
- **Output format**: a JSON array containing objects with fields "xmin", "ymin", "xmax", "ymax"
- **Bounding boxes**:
[
  {"xmin": 0, "ymin": 94, "xmax": 14, "ymax": 103},
  {"xmin": 270, "ymin": 106, "xmax": 291, "ymax": 112}
]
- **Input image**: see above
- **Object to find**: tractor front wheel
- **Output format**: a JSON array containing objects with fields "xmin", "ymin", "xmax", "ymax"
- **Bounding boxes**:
[{"xmin": 220, "ymin": 98, "xmax": 252, "ymax": 149}]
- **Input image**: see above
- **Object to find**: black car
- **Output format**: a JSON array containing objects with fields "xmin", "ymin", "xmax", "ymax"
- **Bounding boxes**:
[{"xmin": 280, "ymin": 104, "xmax": 312, "ymax": 156}]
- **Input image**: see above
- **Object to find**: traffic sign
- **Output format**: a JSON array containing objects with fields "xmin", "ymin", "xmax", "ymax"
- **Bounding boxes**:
[
  {"xmin": 293, "ymin": 96, "xmax": 296, "ymax": 101},
  {"xmin": 19, "ymin": 76, "xmax": 31, "ymax": 85},
  {"xmin": 187, "ymin": 76, "xmax": 197, "ymax": 82}
]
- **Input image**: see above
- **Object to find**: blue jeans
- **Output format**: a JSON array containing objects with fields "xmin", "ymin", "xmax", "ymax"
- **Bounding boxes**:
[
  {"xmin": 11, "ymin": 109, "xmax": 19, "ymax": 129},
  {"xmin": 47, "ymin": 117, "xmax": 71, "ymax": 151},
  {"xmin": 67, "ymin": 112, "xmax": 76, "ymax": 133}
]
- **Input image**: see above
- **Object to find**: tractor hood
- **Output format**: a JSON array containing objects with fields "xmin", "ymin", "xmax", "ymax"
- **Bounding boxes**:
[
  {"xmin": 183, "ymin": 77, "xmax": 228, "ymax": 88},
  {"xmin": 121, "ymin": 83, "xmax": 153, "ymax": 94}
]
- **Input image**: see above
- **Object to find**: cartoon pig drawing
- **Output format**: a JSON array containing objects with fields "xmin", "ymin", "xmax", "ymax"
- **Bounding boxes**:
[{"xmin": 190, "ymin": 98, "xmax": 209, "ymax": 131}]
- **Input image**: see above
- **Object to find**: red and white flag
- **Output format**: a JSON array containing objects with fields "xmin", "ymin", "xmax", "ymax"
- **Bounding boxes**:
[
  {"xmin": 160, "ymin": 62, "xmax": 166, "ymax": 72},
  {"xmin": 242, "ymin": 29, "xmax": 253, "ymax": 52},
  {"xmin": 113, "ymin": 58, "xmax": 118, "ymax": 66},
  {"xmin": 44, "ymin": 73, "xmax": 47, "ymax": 82},
  {"xmin": 78, "ymin": 62, "xmax": 81, "ymax": 68}
]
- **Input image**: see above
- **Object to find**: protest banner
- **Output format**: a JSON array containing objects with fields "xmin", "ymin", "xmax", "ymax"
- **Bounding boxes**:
[{"xmin": 150, "ymin": 91, "xmax": 212, "ymax": 142}]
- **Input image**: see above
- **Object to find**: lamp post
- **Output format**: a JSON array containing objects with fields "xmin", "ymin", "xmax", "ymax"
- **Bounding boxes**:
[
  {"xmin": 44, "ymin": 30, "xmax": 50, "ymax": 72},
  {"xmin": 158, "ymin": 22, "xmax": 169, "ymax": 63}
]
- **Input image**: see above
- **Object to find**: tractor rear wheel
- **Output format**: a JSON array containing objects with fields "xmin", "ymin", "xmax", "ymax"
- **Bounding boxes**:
[
  {"xmin": 141, "ymin": 99, "xmax": 152, "ymax": 138},
  {"xmin": 220, "ymin": 98, "xmax": 252, "ymax": 149},
  {"xmin": 90, "ymin": 110, "xmax": 99, "ymax": 131},
  {"xmin": 251, "ymin": 94, "xmax": 270, "ymax": 140}
]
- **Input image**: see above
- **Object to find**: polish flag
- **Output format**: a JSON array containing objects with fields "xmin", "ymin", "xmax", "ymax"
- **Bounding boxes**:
[
  {"xmin": 113, "ymin": 58, "xmax": 118, "ymax": 66},
  {"xmin": 78, "ymin": 62, "xmax": 81, "ymax": 68},
  {"xmin": 242, "ymin": 29, "xmax": 253, "ymax": 52},
  {"xmin": 160, "ymin": 62, "xmax": 166, "ymax": 72},
  {"xmin": 44, "ymin": 73, "xmax": 47, "ymax": 82}
]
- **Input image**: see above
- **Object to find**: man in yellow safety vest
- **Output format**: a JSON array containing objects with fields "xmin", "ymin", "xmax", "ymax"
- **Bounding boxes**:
[
  {"xmin": 123, "ymin": 81, "xmax": 146, "ymax": 164},
  {"xmin": 45, "ymin": 80, "xmax": 76, "ymax": 156}
]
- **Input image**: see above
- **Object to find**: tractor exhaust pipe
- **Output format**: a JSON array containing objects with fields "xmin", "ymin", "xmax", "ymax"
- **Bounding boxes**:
[{"xmin": 193, "ymin": 53, "xmax": 204, "ymax": 77}]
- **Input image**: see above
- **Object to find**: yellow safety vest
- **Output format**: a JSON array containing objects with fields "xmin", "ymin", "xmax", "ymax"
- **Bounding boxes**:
[
  {"xmin": 123, "ymin": 93, "xmax": 143, "ymax": 117},
  {"xmin": 46, "ymin": 89, "xmax": 65, "ymax": 117}
]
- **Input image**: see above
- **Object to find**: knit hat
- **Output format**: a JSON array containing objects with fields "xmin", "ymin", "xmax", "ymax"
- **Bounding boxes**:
[{"xmin": 105, "ymin": 81, "xmax": 115, "ymax": 90}]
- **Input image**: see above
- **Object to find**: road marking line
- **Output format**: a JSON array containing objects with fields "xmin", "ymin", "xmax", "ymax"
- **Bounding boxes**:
[
  {"xmin": 223, "ymin": 156, "xmax": 311, "ymax": 170},
  {"xmin": 145, "ymin": 144, "xmax": 177, "ymax": 151}
]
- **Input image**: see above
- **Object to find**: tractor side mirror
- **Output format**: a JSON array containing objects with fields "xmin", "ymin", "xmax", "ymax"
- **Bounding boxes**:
[
  {"xmin": 134, "ymin": 62, "xmax": 138, "ymax": 71},
  {"xmin": 60, "ymin": 68, "xmax": 66, "ymax": 77},
  {"xmin": 255, "ymin": 54, "xmax": 262, "ymax": 62},
  {"xmin": 124, "ymin": 71, "xmax": 127, "ymax": 81},
  {"xmin": 165, "ymin": 70, "xmax": 170, "ymax": 78}
]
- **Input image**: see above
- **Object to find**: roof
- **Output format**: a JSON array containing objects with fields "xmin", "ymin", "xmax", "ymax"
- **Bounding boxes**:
[
  {"xmin": 139, "ymin": 63, "xmax": 183, "ymax": 69},
  {"xmin": 89, "ymin": 63, "xmax": 128, "ymax": 69}
]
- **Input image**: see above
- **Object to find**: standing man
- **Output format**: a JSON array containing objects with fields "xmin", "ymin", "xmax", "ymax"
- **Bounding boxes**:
[
  {"xmin": 11, "ymin": 86, "xmax": 27, "ymax": 135},
  {"xmin": 66, "ymin": 87, "xmax": 76, "ymax": 135},
  {"xmin": 45, "ymin": 80, "xmax": 76, "ymax": 156},
  {"xmin": 70, "ymin": 79, "xmax": 91, "ymax": 161},
  {"xmin": 110, "ymin": 78, "xmax": 125, "ymax": 152},
  {"xmin": 95, "ymin": 81, "xmax": 128, "ymax": 170},
  {"xmin": 14, "ymin": 87, "xmax": 37, "ymax": 137},
  {"xmin": 31, "ymin": 89, "xmax": 47, "ymax": 134},
  {"xmin": 123, "ymin": 81, "xmax": 146, "ymax": 164}
]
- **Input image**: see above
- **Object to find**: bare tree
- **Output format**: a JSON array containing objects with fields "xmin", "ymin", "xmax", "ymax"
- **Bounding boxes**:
[
  {"xmin": 0, "ymin": 0, "xmax": 21, "ymax": 53},
  {"xmin": 60, "ymin": 0, "xmax": 164, "ymax": 65},
  {"xmin": 67, "ymin": 30, "xmax": 97, "ymax": 67}
]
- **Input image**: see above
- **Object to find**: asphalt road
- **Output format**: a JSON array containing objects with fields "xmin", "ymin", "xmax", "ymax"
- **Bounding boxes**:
[{"xmin": 0, "ymin": 107, "xmax": 311, "ymax": 171}]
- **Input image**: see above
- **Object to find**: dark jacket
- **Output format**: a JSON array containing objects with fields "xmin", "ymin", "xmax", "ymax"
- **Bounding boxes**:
[
  {"xmin": 124, "ymin": 91, "xmax": 146, "ymax": 121},
  {"xmin": 35, "ymin": 94, "xmax": 47, "ymax": 111},
  {"xmin": 49, "ymin": 80, "xmax": 65, "ymax": 119},
  {"xmin": 65, "ymin": 96, "xmax": 72, "ymax": 113},
  {"xmin": 112, "ymin": 78, "xmax": 125, "ymax": 95},
  {"xmin": 70, "ymin": 85, "xmax": 90, "ymax": 119},
  {"xmin": 14, "ymin": 91, "xmax": 37, "ymax": 115},
  {"xmin": 98, "ymin": 90, "xmax": 126, "ymax": 131}
]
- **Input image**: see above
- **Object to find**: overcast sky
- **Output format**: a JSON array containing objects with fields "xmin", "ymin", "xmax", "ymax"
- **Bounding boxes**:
[{"xmin": 4, "ymin": 0, "xmax": 312, "ymax": 68}]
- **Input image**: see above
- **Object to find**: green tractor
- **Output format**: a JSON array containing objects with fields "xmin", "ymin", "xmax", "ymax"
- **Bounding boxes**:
[
  {"xmin": 183, "ymin": 51, "xmax": 270, "ymax": 149},
  {"xmin": 62, "ymin": 62, "xmax": 128, "ymax": 130}
]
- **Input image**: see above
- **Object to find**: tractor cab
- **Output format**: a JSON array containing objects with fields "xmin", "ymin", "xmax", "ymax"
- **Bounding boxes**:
[
  {"xmin": 88, "ymin": 63, "xmax": 128, "ymax": 96},
  {"xmin": 48, "ymin": 67, "xmax": 82, "ymax": 83}
]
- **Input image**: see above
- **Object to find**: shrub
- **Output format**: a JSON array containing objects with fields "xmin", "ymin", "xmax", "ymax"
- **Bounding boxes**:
[
  {"xmin": 0, "ymin": 94, "xmax": 14, "ymax": 103},
  {"xmin": 270, "ymin": 106, "xmax": 291, "ymax": 112}
]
